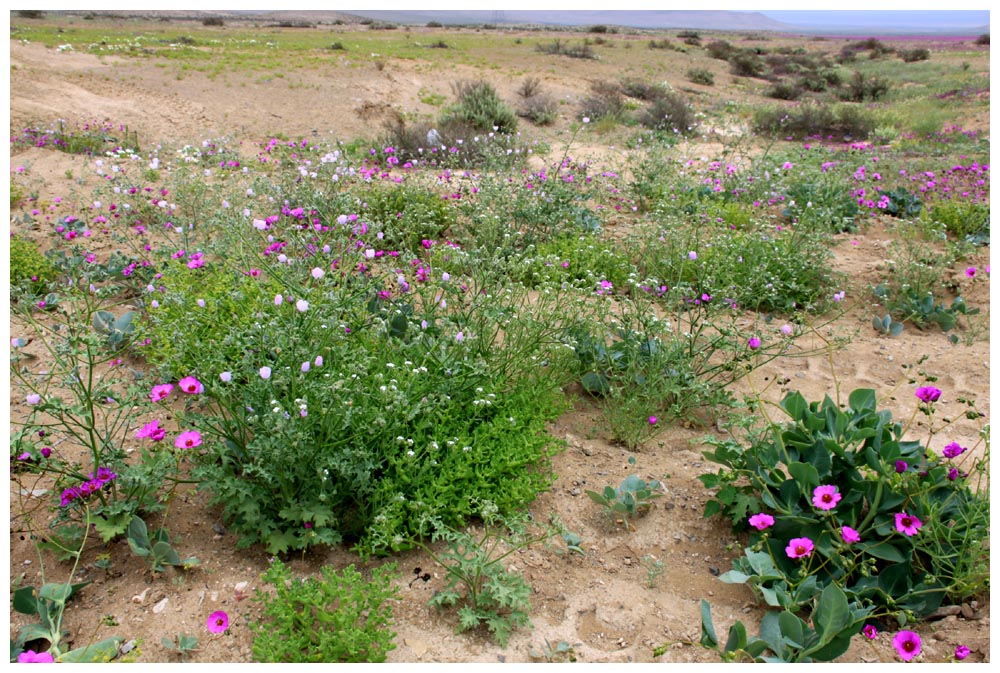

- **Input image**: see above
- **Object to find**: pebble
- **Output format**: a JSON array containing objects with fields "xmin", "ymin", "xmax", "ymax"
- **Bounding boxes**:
[
  {"xmin": 152, "ymin": 597, "xmax": 168, "ymax": 614},
  {"xmin": 570, "ymin": 488, "xmax": 581, "ymax": 496}
]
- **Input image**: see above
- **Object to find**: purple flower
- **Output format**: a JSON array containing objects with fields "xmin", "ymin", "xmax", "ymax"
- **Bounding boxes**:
[
  {"xmin": 220, "ymin": 371, "xmax": 232, "ymax": 383},
  {"xmin": 259, "ymin": 366, "xmax": 272, "ymax": 380},
  {"xmin": 17, "ymin": 649, "xmax": 55, "ymax": 663},
  {"xmin": 149, "ymin": 384, "xmax": 174, "ymax": 402},
  {"xmin": 965, "ymin": 267, "xmax": 976, "ymax": 278},
  {"xmin": 136, "ymin": 420, "xmax": 166, "ymax": 441},
  {"xmin": 892, "ymin": 630, "xmax": 922, "ymax": 662},
  {"xmin": 301, "ymin": 361, "xmax": 311, "ymax": 373},
  {"xmin": 648, "ymin": 416, "xmax": 657, "ymax": 425},
  {"xmin": 780, "ymin": 324, "xmax": 793, "ymax": 336},
  {"xmin": 862, "ymin": 624, "xmax": 878, "ymax": 640},
  {"xmin": 687, "ymin": 250, "xmax": 698, "ymax": 260},
  {"xmin": 915, "ymin": 386, "xmax": 942, "ymax": 403},
  {"xmin": 955, "ymin": 645, "xmax": 970, "ymax": 660},
  {"xmin": 747, "ymin": 336, "xmax": 761, "ymax": 350},
  {"xmin": 942, "ymin": 442, "xmax": 965, "ymax": 458},
  {"xmin": 314, "ymin": 355, "xmax": 323, "ymax": 367},
  {"xmin": 841, "ymin": 526, "xmax": 861, "ymax": 544},
  {"xmin": 785, "ymin": 537, "xmax": 814, "ymax": 559},
  {"xmin": 178, "ymin": 376, "xmax": 204, "ymax": 394},
  {"xmin": 947, "ymin": 467, "xmax": 961, "ymax": 481},
  {"xmin": 895, "ymin": 460, "xmax": 908, "ymax": 473},
  {"xmin": 206, "ymin": 610, "xmax": 229, "ymax": 634},
  {"xmin": 812, "ymin": 485, "xmax": 841, "ymax": 511},
  {"xmin": 894, "ymin": 512, "xmax": 923, "ymax": 536},
  {"xmin": 748, "ymin": 513, "xmax": 775, "ymax": 530}
]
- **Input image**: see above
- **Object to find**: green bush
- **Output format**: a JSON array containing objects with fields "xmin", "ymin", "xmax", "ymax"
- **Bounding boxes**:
[
  {"xmin": 252, "ymin": 559, "xmax": 399, "ymax": 662},
  {"xmin": 637, "ymin": 92, "xmax": 696, "ymax": 134},
  {"xmin": 752, "ymin": 103, "xmax": 875, "ymax": 140},
  {"xmin": 362, "ymin": 184, "xmax": 455, "ymax": 252},
  {"xmin": 840, "ymin": 71, "xmax": 891, "ymax": 102},
  {"xmin": 928, "ymin": 201, "xmax": 990, "ymax": 242},
  {"xmin": 580, "ymin": 80, "xmax": 626, "ymax": 121},
  {"xmin": 765, "ymin": 81, "xmax": 804, "ymax": 101},
  {"xmin": 900, "ymin": 48, "xmax": 930, "ymax": 63},
  {"xmin": 443, "ymin": 80, "xmax": 518, "ymax": 134},
  {"xmin": 10, "ymin": 235, "xmax": 58, "ymax": 296},
  {"xmin": 687, "ymin": 68, "xmax": 715, "ymax": 86}
]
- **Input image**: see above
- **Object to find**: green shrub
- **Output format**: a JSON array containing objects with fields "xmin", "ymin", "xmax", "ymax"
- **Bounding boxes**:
[
  {"xmin": 705, "ymin": 40, "xmax": 734, "ymax": 60},
  {"xmin": 252, "ymin": 559, "xmax": 399, "ymax": 662},
  {"xmin": 10, "ymin": 236, "xmax": 58, "ymax": 296},
  {"xmin": 443, "ymin": 80, "xmax": 518, "ymax": 133},
  {"xmin": 519, "ymin": 94, "xmax": 559, "ymax": 126},
  {"xmin": 621, "ymin": 78, "xmax": 668, "ymax": 101},
  {"xmin": 687, "ymin": 68, "xmax": 715, "ymax": 85},
  {"xmin": 536, "ymin": 39, "xmax": 597, "ymax": 60},
  {"xmin": 729, "ymin": 51, "xmax": 766, "ymax": 78},
  {"xmin": 752, "ymin": 103, "xmax": 875, "ymax": 140},
  {"xmin": 637, "ymin": 92, "xmax": 696, "ymax": 134},
  {"xmin": 900, "ymin": 48, "xmax": 930, "ymax": 63},
  {"xmin": 841, "ymin": 71, "xmax": 891, "ymax": 102},
  {"xmin": 361, "ymin": 184, "xmax": 455, "ymax": 252},
  {"xmin": 974, "ymin": 34, "xmax": 989, "ymax": 46},
  {"xmin": 928, "ymin": 201, "xmax": 990, "ymax": 242},
  {"xmin": 580, "ymin": 80, "xmax": 626, "ymax": 121},
  {"xmin": 765, "ymin": 81, "xmax": 804, "ymax": 101}
]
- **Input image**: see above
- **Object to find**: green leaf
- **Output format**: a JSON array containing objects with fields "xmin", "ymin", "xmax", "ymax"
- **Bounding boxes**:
[
  {"xmin": 718, "ymin": 570, "xmax": 750, "ymax": 585},
  {"xmin": 127, "ymin": 516, "xmax": 150, "ymax": 549},
  {"xmin": 859, "ymin": 540, "xmax": 905, "ymax": 562},
  {"xmin": 580, "ymin": 372, "xmax": 610, "ymax": 396},
  {"xmin": 788, "ymin": 461, "xmax": 820, "ymax": 489},
  {"xmin": 806, "ymin": 631, "xmax": 854, "ymax": 662},
  {"xmin": 13, "ymin": 586, "xmax": 38, "ymax": 615},
  {"xmin": 777, "ymin": 611, "xmax": 805, "ymax": 649},
  {"xmin": 724, "ymin": 621, "xmax": 748, "ymax": 653},
  {"xmin": 92, "ymin": 511, "xmax": 132, "ymax": 542},
  {"xmin": 758, "ymin": 612, "xmax": 784, "ymax": 656},
  {"xmin": 17, "ymin": 623, "xmax": 54, "ymax": 644},
  {"xmin": 57, "ymin": 637, "xmax": 123, "ymax": 663},
  {"xmin": 848, "ymin": 388, "xmax": 877, "ymax": 413},
  {"xmin": 388, "ymin": 313, "xmax": 408, "ymax": 339},
  {"xmin": 780, "ymin": 391, "xmax": 808, "ymax": 421},
  {"xmin": 38, "ymin": 583, "xmax": 73, "ymax": 604},
  {"xmin": 813, "ymin": 584, "xmax": 849, "ymax": 645},
  {"xmin": 700, "ymin": 600, "xmax": 718, "ymax": 648},
  {"xmin": 152, "ymin": 541, "xmax": 181, "ymax": 566}
]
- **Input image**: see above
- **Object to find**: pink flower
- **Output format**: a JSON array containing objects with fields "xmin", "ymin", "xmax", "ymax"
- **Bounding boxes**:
[
  {"xmin": 175, "ymin": 430, "xmax": 203, "ymax": 449},
  {"xmin": 687, "ymin": 251, "xmax": 698, "ymax": 260},
  {"xmin": 220, "ymin": 371, "xmax": 232, "ymax": 383},
  {"xmin": 915, "ymin": 386, "xmax": 941, "ymax": 403},
  {"xmin": 314, "ymin": 356, "xmax": 323, "ymax": 367},
  {"xmin": 894, "ymin": 512, "xmax": 923, "ymax": 536},
  {"xmin": 748, "ymin": 513, "xmax": 775, "ymax": 530},
  {"xmin": 178, "ymin": 376, "xmax": 203, "ymax": 394},
  {"xmin": 274, "ymin": 294, "xmax": 283, "ymax": 306},
  {"xmin": 26, "ymin": 393, "xmax": 42, "ymax": 405},
  {"xmin": 149, "ymin": 384, "xmax": 174, "ymax": 402},
  {"xmin": 892, "ymin": 630, "xmax": 922, "ymax": 661},
  {"xmin": 747, "ymin": 336, "xmax": 761, "ymax": 350},
  {"xmin": 862, "ymin": 624, "xmax": 878, "ymax": 640},
  {"xmin": 301, "ymin": 361, "xmax": 311, "ymax": 373},
  {"xmin": 259, "ymin": 366, "xmax": 272, "ymax": 380},
  {"xmin": 942, "ymin": 442, "xmax": 965, "ymax": 458},
  {"xmin": 135, "ymin": 420, "xmax": 166, "ymax": 441},
  {"xmin": 841, "ymin": 526, "xmax": 861, "ymax": 544},
  {"xmin": 965, "ymin": 267, "xmax": 976, "ymax": 278},
  {"xmin": 780, "ymin": 324, "xmax": 792, "ymax": 336},
  {"xmin": 206, "ymin": 610, "xmax": 229, "ymax": 634},
  {"xmin": 296, "ymin": 299, "xmax": 309, "ymax": 312},
  {"xmin": 785, "ymin": 537, "xmax": 814, "ymax": 559},
  {"xmin": 812, "ymin": 485, "xmax": 841, "ymax": 510},
  {"xmin": 955, "ymin": 645, "xmax": 970, "ymax": 660},
  {"xmin": 17, "ymin": 649, "xmax": 55, "ymax": 663},
  {"xmin": 311, "ymin": 267, "xmax": 324, "ymax": 279}
]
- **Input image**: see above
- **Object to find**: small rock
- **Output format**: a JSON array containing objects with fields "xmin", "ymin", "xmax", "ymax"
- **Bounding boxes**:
[
  {"xmin": 212, "ymin": 523, "xmax": 226, "ymax": 535},
  {"xmin": 23, "ymin": 560, "xmax": 31, "ymax": 565},
  {"xmin": 570, "ymin": 488, "xmax": 581, "ymax": 496},
  {"xmin": 404, "ymin": 638, "xmax": 428, "ymax": 657},
  {"xmin": 234, "ymin": 581, "xmax": 249, "ymax": 593},
  {"xmin": 581, "ymin": 446, "xmax": 594, "ymax": 456},
  {"xmin": 131, "ymin": 589, "xmax": 149, "ymax": 604},
  {"xmin": 152, "ymin": 597, "xmax": 168, "ymax": 614},
  {"xmin": 960, "ymin": 603, "xmax": 976, "ymax": 620}
]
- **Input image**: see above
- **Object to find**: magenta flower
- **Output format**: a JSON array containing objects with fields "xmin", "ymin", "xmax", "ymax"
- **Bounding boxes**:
[
  {"xmin": 812, "ymin": 485, "xmax": 842, "ymax": 510},
  {"xmin": 178, "ymin": 376, "xmax": 204, "ymax": 394},
  {"xmin": 206, "ymin": 610, "xmax": 229, "ymax": 634},
  {"xmin": 135, "ymin": 420, "xmax": 166, "ymax": 441},
  {"xmin": 17, "ymin": 649, "xmax": 55, "ymax": 663},
  {"xmin": 687, "ymin": 250, "xmax": 698, "ymax": 260},
  {"xmin": 914, "ymin": 386, "xmax": 941, "ymax": 403},
  {"xmin": 965, "ymin": 267, "xmax": 976, "ymax": 278},
  {"xmin": 942, "ymin": 442, "xmax": 965, "ymax": 458},
  {"xmin": 175, "ymin": 430, "xmax": 203, "ymax": 449},
  {"xmin": 841, "ymin": 526, "xmax": 861, "ymax": 544},
  {"xmin": 648, "ymin": 416, "xmax": 657, "ymax": 425},
  {"xmin": 785, "ymin": 537, "xmax": 814, "ymax": 559},
  {"xmin": 955, "ymin": 645, "xmax": 970, "ymax": 660},
  {"xmin": 862, "ymin": 624, "xmax": 878, "ymax": 640},
  {"xmin": 894, "ymin": 512, "xmax": 923, "ymax": 536},
  {"xmin": 149, "ymin": 384, "xmax": 174, "ymax": 402},
  {"xmin": 748, "ymin": 513, "xmax": 775, "ymax": 530},
  {"xmin": 892, "ymin": 630, "xmax": 922, "ymax": 661},
  {"xmin": 747, "ymin": 336, "xmax": 761, "ymax": 350},
  {"xmin": 894, "ymin": 460, "xmax": 908, "ymax": 473},
  {"xmin": 947, "ymin": 467, "xmax": 961, "ymax": 481}
]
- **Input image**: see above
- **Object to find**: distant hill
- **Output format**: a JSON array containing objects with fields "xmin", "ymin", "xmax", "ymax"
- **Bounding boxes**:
[{"xmin": 342, "ymin": 10, "xmax": 791, "ymax": 32}]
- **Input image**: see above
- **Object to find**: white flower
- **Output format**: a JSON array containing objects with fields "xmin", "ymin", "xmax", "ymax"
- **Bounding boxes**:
[
  {"xmin": 311, "ymin": 267, "xmax": 324, "ymax": 280},
  {"xmin": 259, "ymin": 366, "xmax": 272, "ymax": 380},
  {"xmin": 296, "ymin": 299, "xmax": 309, "ymax": 312},
  {"xmin": 220, "ymin": 371, "xmax": 232, "ymax": 382}
]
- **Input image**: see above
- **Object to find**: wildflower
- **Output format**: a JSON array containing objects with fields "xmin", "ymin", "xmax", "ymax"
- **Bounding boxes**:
[
  {"xmin": 841, "ymin": 526, "xmax": 861, "ymax": 544},
  {"xmin": 895, "ymin": 460, "xmax": 908, "ymax": 473},
  {"xmin": 785, "ymin": 537, "xmax": 814, "ymax": 559},
  {"xmin": 274, "ymin": 294, "xmax": 283, "ymax": 306},
  {"xmin": 812, "ymin": 485, "xmax": 841, "ymax": 510},
  {"xmin": 206, "ymin": 610, "xmax": 229, "ymax": 634},
  {"xmin": 220, "ymin": 371, "xmax": 232, "ymax": 383},
  {"xmin": 833, "ymin": 290, "xmax": 845, "ymax": 302},
  {"xmin": 311, "ymin": 267, "xmax": 324, "ymax": 279},
  {"xmin": 965, "ymin": 267, "xmax": 976, "ymax": 278},
  {"xmin": 455, "ymin": 331, "xmax": 465, "ymax": 343},
  {"xmin": 178, "ymin": 376, "xmax": 203, "ymax": 394},
  {"xmin": 943, "ymin": 441, "xmax": 965, "ymax": 458},
  {"xmin": 892, "ymin": 630, "xmax": 922, "ymax": 662},
  {"xmin": 196, "ymin": 298, "xmax": 206, "ymax": 308},
  {"xmin": 175, "ymin": 430, "xmax": 203, "ymax": 449},
  {"xmin": 26, "ymin": 393, "xmax": 42, "ymax": 405},
  {"xmin": 747, "ymin": 336, "xmax": 761, "ymax": 350},
  {"xmin": 894, "ymin": 512, "xmax": 922, "ymax": 536},
  {"xmin": 149, "ymin": 384, "xmax": 174, "ymax": 402},
  {"xmin": 301, "ymin": 361, "xmax": 311, "ymax": 373},
  {"xmin": 780, "ymin": 324, "xmax": 792, "ymax": 336},
  {"xmin": 955, "ymin": 645, "xmax": 970, "ymax": 660},
  {"xmin": 17, "ymin": 650, "xmax": 55, "ymax": 663},
  {"xmin": 947, "ymin": 467, "xmax": 961, "ymax": 481},
  {"xmin": 314, "ymin": 355, "xmax": 323, "ymax": 367},
  {"xmin": 748, "ymin": 513, "xmax": 775, "ymax": 530},
  {"xmin": 648, "ymin": 416, "xmax": 657, "ymax": 425},
  {"xmin": 915, "ymin": 386, "xmax": 942, "ymax": 403},
  {"xmin": 135, "ymin": 420, "xmax": 166, "ymax": 441},
  {"xmin": 687, "ymin": 250, "xmax": 698, "ymax": 260},
  {"xmin": 259, "ymin": 366, "xmax": 272, "ymax": 380},
  {"xmin": 296, "ymin": 299, "xmax": 309, "ymax": 312},
  {"xmin": 862, "ymin": 624, "xmax": 878, "ymax": 640}
]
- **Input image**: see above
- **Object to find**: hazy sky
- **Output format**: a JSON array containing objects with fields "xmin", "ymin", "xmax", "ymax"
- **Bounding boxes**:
[{"xmin": 760, "ymin": 10, "xmax": 989, "ymax": 28}]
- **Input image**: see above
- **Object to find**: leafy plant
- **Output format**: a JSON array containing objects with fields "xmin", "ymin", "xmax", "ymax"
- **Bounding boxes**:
[
  {"xmin": 414, "ymin": 503, "xmax": 563, "ymax": 647},
  {"xmin": 251, "ymin": 559, "xmax": 398, "ymax": 662},
  {"xmin": 878, "ymin": 188, "xmax": 923, "ymax": 218},
  {"xmin": 872, "ymin": 314, "xmax": 904, "ymax": 337},
  {"xmin": 10, "ymin": 235, "xmax": 58, "ymax": 296},
  {"xmin": 161, "ymin": 634, "xmax": 198, "ymax": 660},
  {"xmin": 92, "ymin": 309, "xmax": 136, "ymax": 350},
  {"xmin": 873, "ymin": 284, "xmax": 977, "ymax": 332},
  {"xmin": 699, "ymin": 584, "xmax": 870, "ymax": 662},
  {"xmin": 442, "ymin": 80, "xmax": 518, "ymax": 133},
  {"xmin": 586, "ymin": 460, "xmax": 663, "ymax": 526},
  {"xmin": 529, "ymin": 639, "xmax": 580, "ymax": 662},
  {"xmin": 700, "ymin": 387, "xmax": 989, "ymax": 621},
  {"xmin": 126, "ymin": 516, "xmax": 199, "ymax": 573}
]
